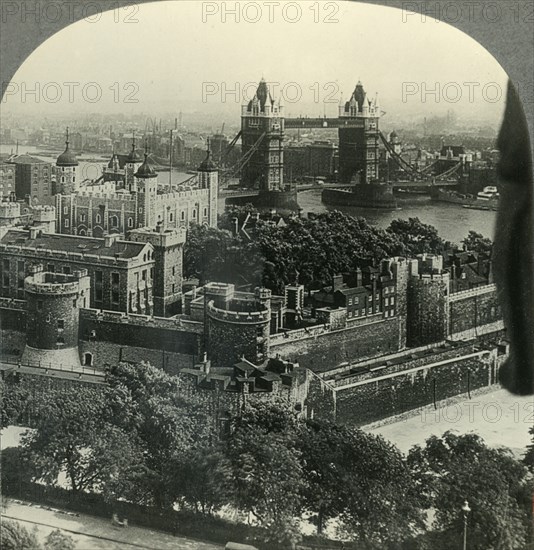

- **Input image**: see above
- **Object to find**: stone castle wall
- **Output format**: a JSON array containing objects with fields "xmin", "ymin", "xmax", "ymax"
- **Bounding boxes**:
[
  {"xmin": 78, "ymin": 309, "xmax": 203, "ymax": 369},
  {"xmin": 332, "ymin": 347, "xmax": 500, "ymax": 426},
  {"xmin": 271, "ymin": 317, "xmax": 402, "ymax": 372},
  {"xmin": 449, "ymin": 284, "xmax": 501, "ymax": 335}
]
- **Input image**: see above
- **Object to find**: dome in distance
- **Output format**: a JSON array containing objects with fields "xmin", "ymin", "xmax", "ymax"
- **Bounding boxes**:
[{"xmin": 56, "ymin": 129, "xmax": 78, "ymax": 167}]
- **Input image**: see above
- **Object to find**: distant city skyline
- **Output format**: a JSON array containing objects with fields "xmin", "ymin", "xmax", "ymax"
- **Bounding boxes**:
[{"xmin": 1, "ymin": 1, "xmax": 508, "ymax": 126}]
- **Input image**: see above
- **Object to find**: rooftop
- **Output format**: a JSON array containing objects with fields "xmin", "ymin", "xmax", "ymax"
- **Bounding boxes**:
[
  {"xmin": 7, "ymin": 154, "xmax": 49, "ymax": 165},
  {"xmin": 0, "ymin": 230, "xmax": 150, "ymax": 260}
]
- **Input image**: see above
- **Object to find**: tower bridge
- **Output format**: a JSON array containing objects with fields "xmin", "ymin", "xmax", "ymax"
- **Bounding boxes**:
[
  {"xmin": 236, "ymin": 78, "xmax": 382, "ymax": 192},
  {"xmin": 223, "ymin": 78, "xmax": 461, "ymax": 209}
]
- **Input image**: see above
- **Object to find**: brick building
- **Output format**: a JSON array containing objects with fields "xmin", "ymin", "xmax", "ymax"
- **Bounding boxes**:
[
  {"xmin": 0, "ymin": 229, "xmax": 155, "ymax": 312},
  {"xmin": 7, "ymin": 154, "xmax": 53, "ymax": 204},
  {"xmin": 0, "ymin": 162, "xmax": 16, "ymax": 199}
]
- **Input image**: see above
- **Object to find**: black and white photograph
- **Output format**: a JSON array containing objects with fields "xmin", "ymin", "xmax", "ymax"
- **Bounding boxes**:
[{"xmin": 0, "ymin": 1, "xmax": 533, "ymax": 549}]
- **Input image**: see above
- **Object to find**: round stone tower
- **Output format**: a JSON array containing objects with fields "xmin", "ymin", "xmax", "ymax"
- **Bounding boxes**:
[
  {"xmin": 204, "ymin": 283, "xmax": 271, "ymax": 368},
  {"xmin": 21, "ymin": 266, "xmax": 90, "ymax": 368}
]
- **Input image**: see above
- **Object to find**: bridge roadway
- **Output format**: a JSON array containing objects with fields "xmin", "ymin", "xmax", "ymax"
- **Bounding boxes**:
[
  {"xmin": 220, "ymin": 181, "xmax": 457, "ymax": 199},
  {"xmin": 391, "ymin": 180, "xmax": 457, "ymax": 189},
  {"xmin": 0, "ymin": 356, "xmax": 105, "ymax": 384},
  {"xmin": 219, "ymin": 183, "xmax": 354, "ymax": 198},
  {"xmin": 285, "ymin": 117, "xmax": 367, "ymax": 129}
]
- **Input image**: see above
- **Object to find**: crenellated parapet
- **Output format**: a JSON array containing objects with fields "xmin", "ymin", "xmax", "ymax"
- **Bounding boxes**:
[
  {"xmin": 206, "ymin": 300, "xmax": 270, "ymax": 324},
  {"xmin": 80, "ymin": 308, "xmax": 203, "ymax": 334}
]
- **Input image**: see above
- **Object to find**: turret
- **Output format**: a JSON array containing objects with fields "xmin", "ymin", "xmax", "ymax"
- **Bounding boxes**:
[
  {"xmin": 21, "ymin": 268, "xmax": 90, "ymax": 369},
  {"xmin": 135, "ymin": 143, "xmax": 158, "ymax": 228},
  {"xmin": 125, "ymin": 137, "xmax": 143, "ymax": 191},
  {"xmin": 56, "ymin": 128, "xmax": 79, "ymax": 194}
]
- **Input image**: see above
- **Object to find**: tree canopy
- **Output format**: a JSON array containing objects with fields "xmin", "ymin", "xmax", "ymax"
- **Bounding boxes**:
[
  {"xmin": 407, "ymin": 431, "xmax": 532, "ymax": 550},
  {"xmin": 185, "ymin": 211, "xmax": 460, "ymax": 295}
]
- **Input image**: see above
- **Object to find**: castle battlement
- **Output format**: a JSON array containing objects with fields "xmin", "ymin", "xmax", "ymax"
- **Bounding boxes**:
[
  {"xmin": 205, "ymin": 282, "xmax": 235, "ymax": 299},
  {"xmin": 207, "ymin": 300, "xmax": 270, "ymax": 324},
  {"xmin": 80, "ymin": 308, "xmax": 203, "ymax": 333},
  {"xmin": 270, "ymin": 323, "xmax": 330, "ymax": 344},
  {"xmin": 0, "ymin": 297, "xmax": 26, "ymax": 310},
  {"xmin": 449, "ymin": 283, "xmax": 496, "ymax": 302},
  {"xmin": 0, "ymin": 245, "xmax": 147, "ymax": 268},
  {"xmin": 25, "ymin": 271, "xmax": 90, "ymax": 296},
  {"xmin": 76, "ymin": 191, "xmax": 136, "ymax": 201},
  {"xmin": 129, "ymin": 226, "xmax": 186, "ymax": 248},
  {"xmin": 153, "ymin": 188, "xmax": 209, "ymax": 203},
  {"xmin": 0, "ymin": 202, "xmax": 21, "ymax": 216},
  {"xmin": 412, "ymin": 272, "xmax": 450, "ymax": 283}
]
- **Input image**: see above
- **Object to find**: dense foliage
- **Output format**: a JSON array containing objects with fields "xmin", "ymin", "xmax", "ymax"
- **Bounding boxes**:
[
  {"xmin": 462, "ymin": 230, "xmax": 494, "ymax": 256},
  {"xmin": 408, "ymin": 431, "xmax": 533, "ymax": 550},
  {"xmin": 184, "ymin": 209, "xmax": 458, "ymax": 294},
  {"xmin": 4, "ymin": 366, "xmax": 529, "ymax": 549},
  {"xmin": 0, "ymin": 521, "xmax": 75, "ymax": 550}
]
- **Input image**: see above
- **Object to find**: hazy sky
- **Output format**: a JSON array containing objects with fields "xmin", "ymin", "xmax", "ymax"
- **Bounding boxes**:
[{"xmin": 2, "ymin": 0, "xmax": 508, "ymax": 124}]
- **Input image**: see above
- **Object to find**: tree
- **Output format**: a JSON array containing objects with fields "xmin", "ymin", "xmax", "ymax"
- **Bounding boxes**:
[
  {"xmin": 462, "ymin": 230, "xmax": 493, "ymax": 256},
  {"xmin": 0, "ymin": 520, "xmax": 41, "ymax": 550},
  {"xmin": 20, "ymin": 385, "xmax": 143, "ymax": 501},
  {"xmin": 184, "ymin": 222, "xmax": 264, "ymax": 286},
  {"xmin": 298, "ymin": 422, "xmax": 426, "ymax": 546},
  {"xmin": 524, "ymin": 424, "xmax": 534, "ymax": 473},
  {"xmin": 225, "ymin": 402, "xmax": 304, "ymax": 546},
  {"xmin": 0, "ymin": 373, "xmax": 43, "ymax": 428},
  {"xmin": 1, "ymin": 447, "xmax": 31, "ymax": 498},
  {"xmin": 44, "ymin": 530, "xmax": 76, "ymax": 550},
  {"xmin": 169, "ymin": 444, "xmax": 233, "ymax": 515},
  {"xmin": 184, "ymin": 223, "xmax": 233, "ymax": 284},
  {"xmin": 105, "ymin": 362, "xmax": 214, "ymax": 508},
  {"xmin": 386, "ymin": 217, "xmax": 449, "ymax": 256},
  {"xmin": 408, "ymin": 431, "xmax": 532, "ymax": 550}
]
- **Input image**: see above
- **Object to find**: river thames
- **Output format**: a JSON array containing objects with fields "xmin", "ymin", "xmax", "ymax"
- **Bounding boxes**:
[
  {"xmin": 2, "ymin": 145, "xmax": 496, "ymax": 246},
  {"xmin": 297, "ymin": 189, "xmax": 496, "ymax": 246}
]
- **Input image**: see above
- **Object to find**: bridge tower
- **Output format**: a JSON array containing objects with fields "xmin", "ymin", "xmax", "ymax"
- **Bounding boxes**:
[
  {"xmin": 338, "ymin": 82, "xmax": 381, "ymax": 184},
  {"xmin": 241, "ymin": 78, "xmax": 284, "ymax": 191}
]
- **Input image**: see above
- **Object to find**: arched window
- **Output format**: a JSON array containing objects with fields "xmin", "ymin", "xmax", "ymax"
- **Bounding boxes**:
[
  {"xmin": 110, "ymin": 215, "xmax": 119, "ymax": 228},
  {"xmin": 95, "ymin": 213, "xmax": 101, "ymax": 223},
  {"xmin": 84, "ymin": 352, "xmax": 93, "ymax": 366}
]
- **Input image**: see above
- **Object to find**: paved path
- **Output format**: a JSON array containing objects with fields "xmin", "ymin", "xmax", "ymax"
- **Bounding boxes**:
[
  {"xmin": 367, "ymin": 388, "xmax": 533, "ymax": 458},
  {"xmin": 2, "ymin": 500, "xmax": 224, "ymax": 550}
]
